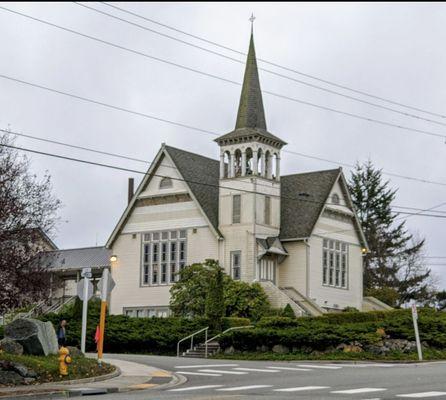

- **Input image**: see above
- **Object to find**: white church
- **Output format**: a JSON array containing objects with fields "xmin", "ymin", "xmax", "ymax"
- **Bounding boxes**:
[{"xmin": 45, "ymin": 33, "xmax": 391, "ymax": 317}]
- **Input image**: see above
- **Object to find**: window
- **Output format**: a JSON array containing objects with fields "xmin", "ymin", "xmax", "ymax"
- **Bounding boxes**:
[
  {"xmin": 141, "ymin": 230, "xmax": 187, "ymax": 286},
  {"xmin": 322, "ymin": 239, "xmax": 348, "ymax": 288},
  {"xmin": 124, "ymin": 307, "xmax": 170, "ymax": 318},
  {"xmin": 232, "ymin": 195, "xmax": 241, "ymax": 223},
  {"xmin": 159, "ymin": 177, "xmax": 173, "ymax": 189},
  {"xmin": 264, "ymin": 196, "xmax": 271, "ymax": 225},
  {"xmin": 332, "ymin": 193, "xmax": 340, "ymax": 205},
  {"xmin": 231, "ymin": 251, "xmax": 241, "ymax": 280},
  {"xmin": 259, "ymin": 258, "xmax": 275, "ymax": 283}
]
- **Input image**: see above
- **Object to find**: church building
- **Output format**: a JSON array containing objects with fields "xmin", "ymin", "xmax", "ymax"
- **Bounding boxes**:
[{"xmin": 101, "ymin": 33, "xmax": 385, "ymax": 317}]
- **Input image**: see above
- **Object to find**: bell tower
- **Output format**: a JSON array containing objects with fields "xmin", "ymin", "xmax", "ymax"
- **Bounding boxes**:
[{"xmin": 215, "ymin": 30, "xmax": 287, "ymax": 282}]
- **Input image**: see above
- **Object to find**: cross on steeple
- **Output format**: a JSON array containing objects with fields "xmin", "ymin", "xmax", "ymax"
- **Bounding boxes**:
[{"xmin": 249, "ymin": 13, "xmax": 256, "ymax": 32}]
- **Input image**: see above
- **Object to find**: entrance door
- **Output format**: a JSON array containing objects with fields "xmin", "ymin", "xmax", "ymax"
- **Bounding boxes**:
[{"xmin": 259, "ymin": 257, "xmax": 276, "ymax": 284}]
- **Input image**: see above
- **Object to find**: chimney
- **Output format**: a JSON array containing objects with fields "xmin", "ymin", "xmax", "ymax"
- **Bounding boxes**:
[{"xmin": 128, "ymin": 177, "xmax": 134, "ymax": 204}]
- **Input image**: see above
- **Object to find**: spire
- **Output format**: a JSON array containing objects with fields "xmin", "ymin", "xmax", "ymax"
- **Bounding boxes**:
[{"xmin": 235, "ymin": 31, "xmax": 267, "ymax": 131}]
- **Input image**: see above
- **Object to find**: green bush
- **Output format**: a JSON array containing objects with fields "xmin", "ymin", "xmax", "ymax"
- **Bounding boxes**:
[
  {"xmin": 221, "ymin": 317, "xmax": 251, "ymax": 331},
  {"xmin": 0, "ymin": 325, "xmax": 3, "ymax": 339},
  {"xmin": 282, "ymin": 304, "xmax": 296, "ymax": 318},
  {"xmin": 221, "ymin": 308, "xmax": 446, "ymax": 353}
]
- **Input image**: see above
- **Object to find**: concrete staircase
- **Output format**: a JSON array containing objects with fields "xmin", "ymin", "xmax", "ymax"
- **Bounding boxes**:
[
  {"xmin": 362, "ymin": 296, "xmax": 393, "ymax": 311},
  {"xmin": 280, "ymin": 287, "xmax": 326, "ymax": 317},
  {"xmin": 181, "ymin": 340, "xmax": 220, "ymax": 358}
]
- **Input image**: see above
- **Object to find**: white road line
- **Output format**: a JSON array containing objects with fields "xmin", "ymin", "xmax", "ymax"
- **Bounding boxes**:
[
  {"xmin": 233, "ymin": 367, "xmax": 279, "ymax": 373},
  {"xmin": 169, "ymin": 385, "xmax": 224, "ymax": 392},
  {"xmin": 176, "ymin": 371, "xmax": 222, "ymax": 377},
  {"xmin": 199, "ymin": 369, "xmax": 248, "ymax": 375},
  {"xmin": 275, "ymin": 386, "xmax": 330, "ymax": 392},
  {"xmin": 332, "ymin": 388, "xmax": 387, "ymax": 394},
  {"xmin": 397, "ymin": 392, "xmax": 446, "ymax": 398},
  {"xmin": 267, "ymin": 366, "xmax": 312, "ymax": 371},
  {"xmin": 217, "ymin": 385, "xmax": 273, "ymax": 391},
  {"xmin": 297, "ymin": 364, "xmax": 343, "ymax": 369},
  {"xmin": 174, "ymin": 364, "xmax": 238, "ymax": 369}
]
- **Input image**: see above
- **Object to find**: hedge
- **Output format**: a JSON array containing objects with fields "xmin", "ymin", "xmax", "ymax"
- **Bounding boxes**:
[{"xmin": 220, "ymin": 308, "xmax": 446, "ymax": 352}]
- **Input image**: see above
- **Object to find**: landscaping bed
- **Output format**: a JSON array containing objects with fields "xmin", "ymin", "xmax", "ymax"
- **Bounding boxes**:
[{"xmin": 0, "ymin": 352, "xmax": 114, "ymax": 386}]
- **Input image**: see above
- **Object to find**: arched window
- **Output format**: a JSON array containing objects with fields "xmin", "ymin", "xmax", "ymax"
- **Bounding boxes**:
[
  {"xmin": 332, "ymin": 193, "xmax": 340, "ymax": 205},
  {"xmin": 159, "ymin": 177, "xmax": 173, "ymax": 189}
]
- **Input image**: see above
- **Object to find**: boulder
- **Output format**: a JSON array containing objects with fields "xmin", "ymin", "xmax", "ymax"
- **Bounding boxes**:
[
  {"xmin": 5, "ymin": 318, "xmax": 58, "ymax": 356},
  {"xmin": 0, "ymin": 371, "xmax": 24, "ymax": 386},
  {"xmin": 0, "ymin": 338, "xmax": 23, "ymax": 355},
  {"xmin": 67, "ymin": 346, "xmax": 83, "ymax": 358},
  {"xmin": 272, "ymin": 344, "xmax": 290, "ymax": 354},
  {"xmin": 224, "ymin": 346, "xmax": 235, "ymax": 355}
]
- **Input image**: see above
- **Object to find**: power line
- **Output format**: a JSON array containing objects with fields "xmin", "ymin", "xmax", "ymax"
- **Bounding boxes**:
[
  {"xmin": 2, "ymin": 73, "xmax": 446, "ymax": 190},
  {"xmin": 1, "ymin": 5, "xmax": 445, "ymax": 142},
  {"xmin": 3, "ymin": 140, "xmax": 446, "ymax": 220},
  {"xmin": 4, "ymin": 126, "xmax": 446, "ymax": 216},
  {"xmin": 100, "ymin": 1, "xmax": 446, "ymax": 120},
  {"xmin": 74, "ymin": 2, "xmax": 446, "ymax": 128}
]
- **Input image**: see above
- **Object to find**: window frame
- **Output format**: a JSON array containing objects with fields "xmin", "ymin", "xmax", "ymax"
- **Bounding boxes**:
[
  {"xmin": 232, "ymin": 194, "xmax": 241, "ymax": 224},
  {"xmin": 322, "ymin": 239, "xmax": 348, "ymax": 289},
  {"xmin": 264, "ymin": 195, "xmax": 271, "ymax": 225},
  {"xmin": 231, "ymin": 250, "xmax": 241, "ymax": 280}
]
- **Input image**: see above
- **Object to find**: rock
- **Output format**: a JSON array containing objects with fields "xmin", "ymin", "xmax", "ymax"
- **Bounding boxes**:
[
  {"xmin": 0, "ymin": 361, "xmax": 37, "ymax": 379},
  {"xmin": 272, "ymin": 344, "xmax": 289, "ymax": 354},
  {"xmin": 224, "ymin": 346, "xmax": 235, "ymax": 355},
  {"xmin": 0, "ymin": 338, "xmax": 23, "ymax": 355},
  {"xmin": 67, "ymin": 346, "xmax": 83, "ymax": 358},
  {"xmin": 5, "ymin": 318, "xmax": 58, "ymax": 356},
  {"xmin": 343, "ymin": 344, "xmax": 363, "ymax": 353},
  {"xmin": 0, "ymin": 371, "xmax": 24, "ymax": 386}
]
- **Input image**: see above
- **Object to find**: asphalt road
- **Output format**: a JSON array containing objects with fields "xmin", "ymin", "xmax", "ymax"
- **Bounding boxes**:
[{"xmin": 72, "ymin": 354, "xmax": 446, "ymax": 400}]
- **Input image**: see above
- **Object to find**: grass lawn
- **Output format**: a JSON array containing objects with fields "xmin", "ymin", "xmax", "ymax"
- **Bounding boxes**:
[
  {"xmin": 212, "ymin": 348, "xmax": 446, "ymax": 362},
  {"xmin": 0, "ymin": 352, "xmax": 115, "ymax": 385}
]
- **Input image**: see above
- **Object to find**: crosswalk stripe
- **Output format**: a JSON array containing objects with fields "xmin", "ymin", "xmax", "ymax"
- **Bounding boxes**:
[
  {"xmin": 397, "ymin": 392, "xmax": 446, "ymax": 398},
  {"xmin": 332, "ymin": 388, "xmax": 387, "ymax": 394},
  {"xmin": 217, "ymin": 385, "xmax": 273, "ymax": 391},
  {"xmin": 199, "ymin": 369, "xmax": 248, "ymax": 375},
  {"xmin": 176, "ymin": 371, "xmax": 222, "ymax": 377},
  {"xmin": 174, "ymin": 364, "xmax": 238, "ymax": 369},
  {"xmin": 297, "ymin": 364, "xmax": 343, "ymax": 369},
  {"xmin": 233, "ymin": 367, "xmax": 279, "ymax": 373},
  {"xmin": 275, "ymin": 386, "xmax": 330, "ymax": 392},
  {"xmin": 169, "ymin": 385, "xmax": 224, "ymax": 391},
  {"xmin": 266, "ymin": 366, "xmax": 311, "ymax": 371}
]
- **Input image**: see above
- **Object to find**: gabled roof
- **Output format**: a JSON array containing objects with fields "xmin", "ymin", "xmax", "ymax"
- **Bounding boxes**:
[
  {"xmin": 164, "ymin": 146, "xmax": 220, "ymax": 235},
  {"xmin": 40, "ymin": 246, "xmax": 110, "ymax": 271},
  {"xmin": 280, "ymin": 169, "xmax": 341, "ymax": 239},
  {"xmin": 214, "ymin": 33, "xmax": 286, "ymax": 148}
]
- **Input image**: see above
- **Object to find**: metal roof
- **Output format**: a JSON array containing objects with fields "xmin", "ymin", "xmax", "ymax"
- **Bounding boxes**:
[{"xmin": 40, "ymin": 246, "xmax": 110, "ymax": 271}]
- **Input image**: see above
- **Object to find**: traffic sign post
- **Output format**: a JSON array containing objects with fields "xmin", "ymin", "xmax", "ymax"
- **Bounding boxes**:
[
  {"xmin": 97, "ymin": 268, "xmax": 115, "ymax": 365},
  {"xmin": 411, "ymin": 304, "xmax": 423, "ymax": 361},
  {"xmin": 77, "ymin": 269, "xmax": 94, "ymax": 354}
]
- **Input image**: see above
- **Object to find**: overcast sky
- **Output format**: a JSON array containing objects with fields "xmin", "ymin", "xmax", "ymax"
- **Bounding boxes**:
[{"xmin": 1, "ymin": 2, "xmax": 445, "ymax": 288}]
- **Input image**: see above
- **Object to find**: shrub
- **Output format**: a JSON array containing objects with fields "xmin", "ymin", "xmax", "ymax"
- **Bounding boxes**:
[
  {"xmin": 0, "ymin": 325, "xmax": 3, "ymax": 339},
  {"xmin": 281, "ymin": 304, "xmax": 296, "ymax": 318},
  {"xmin": 221, "ymin": 317, "xmax": 251, "ymax": 331}
]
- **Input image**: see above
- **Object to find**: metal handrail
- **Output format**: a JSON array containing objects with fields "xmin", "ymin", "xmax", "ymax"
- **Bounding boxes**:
[
  {"xmin": 205, "ymin": 325, "xmax": 254, "ymax": 345},
  {"xmin": 177, "ymin": 326, "xmax": 209, "ymax": 357}
]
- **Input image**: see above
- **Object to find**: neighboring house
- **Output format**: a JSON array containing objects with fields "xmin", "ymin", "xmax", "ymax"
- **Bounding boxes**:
[
  {"xmin": 104, "ymin": 32, "xmax": 374, "ymax": 318},
  {"xmin": 40, "ymin": 247, "xmax": 110, "ymax": 302}
]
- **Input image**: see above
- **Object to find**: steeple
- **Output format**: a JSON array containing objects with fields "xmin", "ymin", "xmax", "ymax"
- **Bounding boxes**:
[
  {"xmin": 215, "ymin": 30, "xmax": 286, "ymax": 148},
  {"xmin": 235, "ymin": 32, "xmax": 266, "ymax": 131}
]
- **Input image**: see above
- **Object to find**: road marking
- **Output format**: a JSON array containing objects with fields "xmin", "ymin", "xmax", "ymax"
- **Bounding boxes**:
[
  {"xmin": 174, "ymin": 364, "xmax": 238, "ymax": 369},
  {"xmin": 297, "ymin": 364, "xmax": 342, "ymax": 369},
  {"xmin": 199, "ymin": 369, "xmax": 248, "ymax": 375},
  {"xmin": 217, "ymin": 385, "xmax": 273, "ymax": 391},
  {"xmin": 233, "ymin": 367, "xmax": 280, "ymax": 373},
  {"xmin": 266, "ymin": 366, "xmax": 312, "ymax": 371},
  {"xmin": 169, "ymin": 385, "xmax": 224, "ymax": 392},
  {"xmin": 275, "ymin": 386, "xmax": 330, "ymax": 392},
  {"xmin": 397, "ymin": 392, "xmax": 446, "ymax": 398},
  {"xmin": 332, "ymin": 388, "xmax": 387, "ymax": 394},
  {"xmin": 176, "ymin": 371, "xmax": 222, "ymax": 377}
]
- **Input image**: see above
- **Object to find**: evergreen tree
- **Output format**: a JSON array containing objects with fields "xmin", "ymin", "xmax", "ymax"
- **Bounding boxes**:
[
  {"xmin": 281, "ymin": 304, "xmax": 296, "ymax": 319},
  {"xmin": 205, "ymin": 265, "xmax": 225, "ymax": 331},
  {"xmin": 348, "ymin": 160, "xmax": 434, "ymax": 306}
]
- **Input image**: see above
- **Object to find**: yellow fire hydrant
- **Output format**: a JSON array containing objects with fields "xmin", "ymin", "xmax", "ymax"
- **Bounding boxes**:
[{"xmin": 58, "ymin": 346, "xmax": 72, "ymax": 376}]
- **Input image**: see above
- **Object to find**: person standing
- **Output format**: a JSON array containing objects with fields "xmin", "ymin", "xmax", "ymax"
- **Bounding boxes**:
[{"xmin": 57, "ymin": 319, "xmax": 67, "ymax": 347}]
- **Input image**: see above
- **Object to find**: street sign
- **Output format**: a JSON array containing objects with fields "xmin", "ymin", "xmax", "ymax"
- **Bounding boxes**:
[
  {"xmin": 98, "ymin": 274, "xmax": 116, "ymax": 296},
  {"xmin": 77, "ymin": 278, "xmax": 93, "ymax": 301},
  {"xmin": 81, "ymin": 267, "xmax": 92, "ymax": 279},
  {"xmin": 411, "ymin": 303, "xmax": 418, "ymax": 319}
]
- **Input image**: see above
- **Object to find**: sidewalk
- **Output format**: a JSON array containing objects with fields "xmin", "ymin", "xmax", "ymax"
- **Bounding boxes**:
[{"xmin": 0, "ymin": 357, "xmax": 182, "ymax": 398}]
